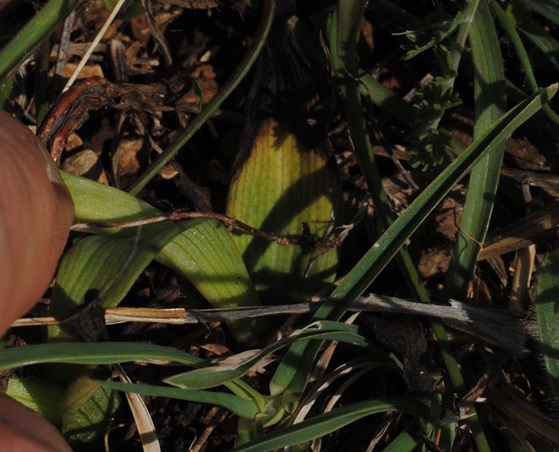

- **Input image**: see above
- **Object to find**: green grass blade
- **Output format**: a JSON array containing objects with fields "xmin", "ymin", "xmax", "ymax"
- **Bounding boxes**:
[
  {"xmin": 443, "ymin": 0, "xmax": 506, "ymax": 301},
  {"xmin": 0, "ymin": 0, "xmax": 80, "ymax": 85},
  {"xmin": 127, "ymin": 1, "xmax": 275, "ymax": 195},
  {"xmin": 97, "ymin": 380, "xmax": 259, "ymax": 419},
  {"xmin": 165, "ymin": 321, "xmax": 371, "ymax": 390},
  {"xmin": 232, "ymin": 397, "xmax": 416, "ymax": 452},
  {"xmin": 490, "ymin": 0, "xmax": 559, "ymax": 125},
  {"xmin": 519, "ymin": 0, "xmax": 559, "ymax": 28},
  {"xmin": 518, "ymin": 21, "xmax": 559, "ymax": 73},
  {"xmin": 0, "ymin": 342, "xmax": 205, "ymax": 369}
]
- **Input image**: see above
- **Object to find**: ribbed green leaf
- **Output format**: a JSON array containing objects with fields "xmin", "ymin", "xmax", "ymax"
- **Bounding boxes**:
[
  {"xmin": 227, "ymin": 119, "xmax": 341, "ymax": 304},
  {"xmin": 535, "ymin": 249, "xmax": 559, "ymax": 403},
  {"xmin": 61, "ymin": 172, "xmax": 266, "ymax": 345}
]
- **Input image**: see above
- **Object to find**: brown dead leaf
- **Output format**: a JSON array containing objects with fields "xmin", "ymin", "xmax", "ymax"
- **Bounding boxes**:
[
  {"xmin": 57, "ymin": 62, "xmax": 104, "ymax": 80},
  {"xmin": 116, "ymin": 138, "xmax": 145, "ymax": 176},
  {"xmin": 199, "ymin": 343, "xmax": 230, "ymax": 357},
  {"xmin": 62, "ymin": 149, "xmax": 108, "ymax": 184},
  {"xmin": 158, "ymin": 164, "xmax": 179, "ymax": 180}
]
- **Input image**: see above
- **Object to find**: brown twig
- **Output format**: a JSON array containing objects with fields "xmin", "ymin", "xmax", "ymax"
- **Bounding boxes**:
[{"xmin": 71, "ymin": 209, "xmax": 347, "ymax": 252}]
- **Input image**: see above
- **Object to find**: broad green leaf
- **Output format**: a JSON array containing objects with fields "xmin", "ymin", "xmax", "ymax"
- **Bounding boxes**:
[
  {"xmin": 232, "ymin": 397, "xmax": 417, "ymax": 451},
  {"xmin": 60, "ymin": 374, "xmax": 121, "ymax": 447},
  {"xmin": 227, "ymin": 119, "xmax": 342, "ymax": 304},
  {"xmin": 97, "ymin": 380, "xmax": 259, "ymax": 419},
  {"xmin": 7, "ymin": 374, "xmax": 65, "ymax": 422},
  {"xmin": 535, "ymin": 249, "xmax": 559, "ymax": 403},
  {"xmin": 61, "ymin": 172, "xmax": 267, "ymax": 345},
  {"xmin": 49, "ymin": 222, "xmax": 185, "ymax": 340}
]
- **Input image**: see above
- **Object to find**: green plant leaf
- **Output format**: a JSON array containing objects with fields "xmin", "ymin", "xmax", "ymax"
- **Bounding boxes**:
[
  {"xmin": 60, "ymin": 374, "xmax": 121, "ymax": 447},
  {"xmin": 0, "ymin": 341, "xmax": 204, "ymax": 370},
  {"xmin": 6, "ymin": 374, "xmax": 65, "ymax": 422},
  {"xmin": 232, "ymin": 397, "xmax": 417, "ymax": 452},
  {"xmin": 443, "ymin": 0, "xmax": 507, "ymax": 302},
  {"xmin": 226, "ymin": 119, "xmax": 342, "ymax": 304},
  {"xmin": 97, "ymin": 380, "xmax": 259, "ymax": 419},
  {"xmin": 49, "ymin": 222, "xmax": 186, "ymax": 340},
  {"xmin": 535, "ymin": 249, "xmax": 559, "ymax": 403},
  {"xmin": 61, "ymin": 172, "xmax": 267, "ymax": 345},
  {"xmin": 165, "ymin": 321, "xmax": 371, "ymax": 390}
]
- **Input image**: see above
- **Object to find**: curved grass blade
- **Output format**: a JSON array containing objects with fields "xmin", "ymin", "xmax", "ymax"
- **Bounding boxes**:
[
  {"xmin": 165, "ymin": 321, "xmax": 371, "ymax": 390},
  {"xmin": 232, "ymin": 397, "xmax": 417, "ymax": 452},
  {"xmin": 97, "ymin": 380, "xmax": 259, "ymax": 419},
  {"xmin": 127, "ymin": 1, "xmax": 275, "ymax": 194},
  {"xmin": 0, "ymin": 342, "xmax": 205, "ymax": 370}
]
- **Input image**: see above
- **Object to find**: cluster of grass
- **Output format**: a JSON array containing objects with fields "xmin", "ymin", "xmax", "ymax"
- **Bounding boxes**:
[{"xmin": 1, "ymin": 0, "xmax": 559, "ymax": 450}]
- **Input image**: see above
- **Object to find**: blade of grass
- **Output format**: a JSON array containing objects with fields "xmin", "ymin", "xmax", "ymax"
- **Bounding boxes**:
[
  {"xmin": 0, "ymin": 0, "xmax": 80, "ymax": 85},
  {"xmin": 0, "ymin": 342, "xmax": 205, "ymax": 369},
  {"xmin": 490, "ymin": 0, "xmax": 559, "ymax": 125},
  {"xmin": 127, "ymin": 0, "xmax": 275, "ymax": 195},
  {"xmin": 443, "ymin": 0, "xmax": 507, "ymax": 301},
  {"xmin": 232, "ymin": 397, "xmax": 416, "ymax": 452},
  {"xmin": 98, "ymin": 380, "xmax": 259, "ymax": 419},
  {"xmin": 165, "ymin": 321, "xmax": 372, "ymax": 390}
]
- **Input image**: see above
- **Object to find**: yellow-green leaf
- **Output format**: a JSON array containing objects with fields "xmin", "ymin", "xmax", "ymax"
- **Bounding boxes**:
[{"xmin": 227, "ymin": 119, "xmax": 341, "ymax": 304}]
